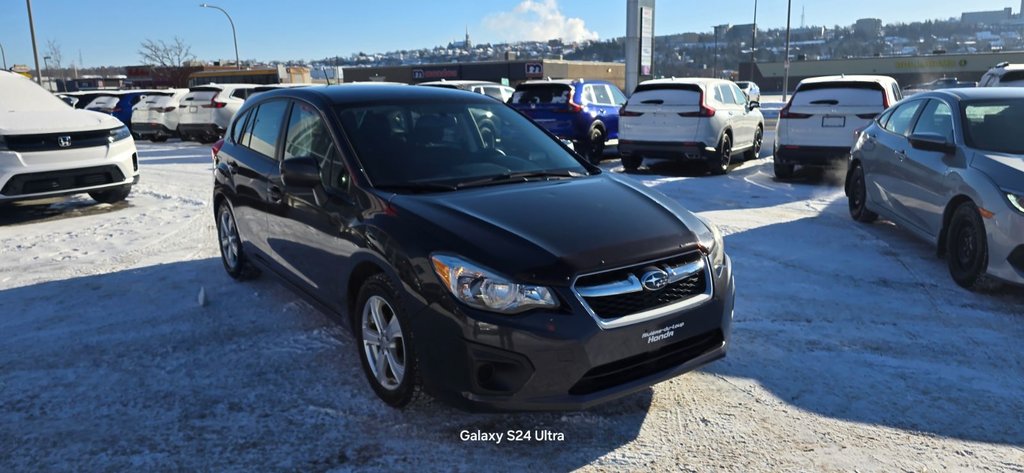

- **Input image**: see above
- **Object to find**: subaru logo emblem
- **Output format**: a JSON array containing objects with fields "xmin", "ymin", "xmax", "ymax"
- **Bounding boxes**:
[
  {"xmin": 57, "ymin": 135, "xmax": 72, "ymax": 148},
  {"xmin": 640, "ymin": 269, "xmax": 669, "ymax": 291}
]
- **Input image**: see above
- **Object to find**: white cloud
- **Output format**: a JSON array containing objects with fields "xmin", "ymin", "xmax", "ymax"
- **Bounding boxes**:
[{"xmin": 482, "ymin": 0, "xmax": 599, "ymax": 43}]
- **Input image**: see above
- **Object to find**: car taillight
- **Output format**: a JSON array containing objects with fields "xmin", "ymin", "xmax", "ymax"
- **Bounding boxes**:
[
  {"xmin": 678, "ymin": 91, "xmax": 715, "ymax": 117},
  {"xmin": 161, "ymin": 106, "xmax": 177, "ymax": 113},
  {"xmin": 211, "ymin": 139, "xmax": 224, "ymax": 162},
  {"xmin": 203, "ymin": 100, "xmax": 227, "ymax": 109},
  {"xmin": 620, "ymin": 105, "xmax": 643, "ymax": 117},
  {"xmin": 779, "ymin": 103, "xmax": 811, "ymax": 119}
]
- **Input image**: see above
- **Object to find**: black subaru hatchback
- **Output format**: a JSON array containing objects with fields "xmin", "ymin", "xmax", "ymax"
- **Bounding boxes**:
[{"xmin": 212, "ymin": 85, "xmax": 734, "ymax": 411}]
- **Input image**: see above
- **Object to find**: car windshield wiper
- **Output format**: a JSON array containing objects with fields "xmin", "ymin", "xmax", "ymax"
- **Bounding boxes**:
[
  {"xmin": 375, "ymin": 182, "xmax": 458, "ymax": 194},
  {"xmin": 454, "ymin": 170, "xmax": 585, "ymax": 190}
]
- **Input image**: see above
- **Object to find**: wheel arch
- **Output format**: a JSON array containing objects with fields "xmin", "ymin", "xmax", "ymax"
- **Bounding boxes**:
[{"xmin": 938, "ymin": 194, "xmax": 976, "ymax": 256}]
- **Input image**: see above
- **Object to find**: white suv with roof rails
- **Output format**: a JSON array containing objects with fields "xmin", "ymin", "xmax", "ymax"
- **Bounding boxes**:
[
  {"xmin": 131, "ymin": 88, "xmax": 188, "ymax": 142},
  {"xmin": 0, "ymin": 71, "xmax": 139, "ymax": 204},
  {"xmin": 619, "ymin": 78, "xmax": 764, "ymax": 174},
  {"xmin": 979, "ymin": 62, "xmax": 1024, "ymax": 87},
  {"xmin": 177, "ymin": 83, "xmax": 256, "ymax": 143},
  {"xmin": 774, "ymin": 75, "xmax": 902, "ymax": 179}
]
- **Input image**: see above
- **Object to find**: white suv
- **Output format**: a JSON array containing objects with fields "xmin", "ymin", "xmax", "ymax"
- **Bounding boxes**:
[
  {"xmin": 979, "ymin": 62, "xmax": 1024, "ymax": 87},
  {"xmin": 177, "ymin": 84, "xmax": 256, "ymax": 143},
  {"xmin": 131, "ymin": 88, "xmax": 188, "ymax": 142},
  {"xmin": 774, "ymin": 75, "xmax": 902, "ymax": 178},
  {"xmin": 618, "ymin": 78, "xmax": 765, "ymax": 174},
  {"xmin": 0, "ymin": 71, "xmax": 139, "ymax": 204}
]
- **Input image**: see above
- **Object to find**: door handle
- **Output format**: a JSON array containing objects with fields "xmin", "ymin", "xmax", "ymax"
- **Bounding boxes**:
[
  {"xmin": 227, "ymin": 162, "xmax": 239, "ymax": 175},
  {"xmin": 268, "ymin": 185, "xmax": 284, "ymax": 203},
  {"xmin": 896, "ymin": 149, "xmax": 907, "ymax": 161}
]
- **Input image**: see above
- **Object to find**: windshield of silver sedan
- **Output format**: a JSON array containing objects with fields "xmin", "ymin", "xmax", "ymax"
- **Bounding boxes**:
[
  {"xmin": 963, "ymin": 101, "xmax": 1024, "ymax": 155},
  {"xmin": 336, "ymin": 103, "xmax": 590, "ymax": 192}
]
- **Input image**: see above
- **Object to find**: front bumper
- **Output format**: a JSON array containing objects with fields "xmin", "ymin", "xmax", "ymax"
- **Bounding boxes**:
[
  {"xmin": 0, "ymin": 141, "xmax": 139, "ymax": 203},
  {"xmin": 986, "ymin": 208, "xmax": 1024, "ymax": 285},
  {"xmin": 775, "ymin": 145, "xmax": 850, "ymax": 167},
  {"xmin": 411, "ymin": 254, "xmax": 735, "ymax": 411},
  {"xmin": 619, "ymin": 140, "xmax": 717, "ymax": 162}
]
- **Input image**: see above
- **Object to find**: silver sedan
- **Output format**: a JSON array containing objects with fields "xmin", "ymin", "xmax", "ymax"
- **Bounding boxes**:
[{"xmin": 845, "ymin": 88, "xmax": 1024, "ymax": 290}]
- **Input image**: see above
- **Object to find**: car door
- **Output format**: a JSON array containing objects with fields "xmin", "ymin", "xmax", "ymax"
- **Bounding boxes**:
[
  {"xmin": 869, "ymin": 99, "xmax": 926, "ymax": 227},
  {"xmin": 892, "ymin": 99, "xmax": 957, "ymax": 238},
  {"xmin": 729, "ymin": 83, "xmax": 757, "ymax": 147},
  {"xmin": 231, "ymin": 99, "xmax": 290, "ymax": 259},
  {"xmin": 588, "ymin": 84, "xmax": 618, "ymax": 137},
  {"xmin": 715, "ymin": 84, "xmax": 746, "ymax": 145},
  {"xmin": 263, "ymin": 100, "xmax": 361, "ymax": 307}
]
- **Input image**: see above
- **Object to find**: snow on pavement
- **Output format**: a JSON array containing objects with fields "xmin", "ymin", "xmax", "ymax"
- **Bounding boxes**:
[{"xmin": 1, "ymin": 141, "xmax": 1022, "ymax": 472}]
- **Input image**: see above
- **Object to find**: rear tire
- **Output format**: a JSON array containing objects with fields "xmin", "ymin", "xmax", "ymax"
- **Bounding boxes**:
[
  {"xmin": 708, "ymin": 134, "xmax": 732, "ymax": 175},
  {"xmin": 89, "ymin": 185, "xmax": 131, "ymax": 204},
  {"xmin": 216, "ymin": 201, "xmax": 260, "ymax": 280},
  {"xmin": 773, "ymin": 159, "xmax": 795, "ymax": 180},
  {"xmin": 847, "ymin": 164, "xmax": 878, "ymax": 223},
  {"xmin": 150, "ymin": 136, "xmax": 168, "ymax": 143},
  {"xmin": 585, "ymin": 127, "xmax": 606, "ymax": 164},
  {"xmin": 354, "ymin": 273, "xmax": 423, "ymax": 408},
  {"xmin": 621, "ymin": 155, "xmax": 642, "ymax": 172},
  {"xmin": 946, "ymin": 202, "xmax": 1000, "ymax": 291}
]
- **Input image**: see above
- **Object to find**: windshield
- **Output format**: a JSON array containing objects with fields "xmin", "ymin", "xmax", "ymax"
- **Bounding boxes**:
[
  {"xmin": 336, "ymin": 102, "xmax": 589, "ymax": 190},
  {"xmin": 963, "ymin": 100, "xmax": 1024, "ymax": 155}
]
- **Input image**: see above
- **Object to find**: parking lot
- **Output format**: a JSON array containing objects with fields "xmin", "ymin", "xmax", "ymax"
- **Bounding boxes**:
[{"xmin": 1, "ymin": 138, "xmax": 1022, "ymax": 471}]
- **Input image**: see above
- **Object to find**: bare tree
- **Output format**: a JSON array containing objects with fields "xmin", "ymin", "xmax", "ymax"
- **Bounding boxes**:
[
  {"xmin": 45, "ymin": 39, "xmax": 63, "ymax": 73},
  {"xmin": 138, "ymin": 37, "xmax": 195, "ymax": 67}
]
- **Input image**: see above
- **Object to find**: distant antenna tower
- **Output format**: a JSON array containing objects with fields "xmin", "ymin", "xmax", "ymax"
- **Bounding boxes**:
[{"xmin": 801, "ymin": 5, "xmax": 805, "ymax": 28}]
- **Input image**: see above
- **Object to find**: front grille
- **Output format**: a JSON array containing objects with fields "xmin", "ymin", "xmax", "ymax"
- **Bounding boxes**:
[
  {"xmin": 5, "ymin": 129, "xmax": 113, "ymax": 152},
  {"xmin": 1, "ymin": 165, "xmax": 125, "ymax": 196},
  {"xmin": 575, "ymin": 252, "xmax": 709, "ymax": 320},
  {"xmin": 569, "ymin": 329, "xmax": 723, "ymax": 395}
]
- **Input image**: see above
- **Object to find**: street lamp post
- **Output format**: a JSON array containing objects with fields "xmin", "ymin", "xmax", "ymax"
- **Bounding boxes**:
[
  {"xmin": 750, "ymin": 0, "xmax": 758, "ymax": 71},
  {"xmin": 0, "ymin": 42, "xmax": 7, "ymax": 70},
  {"xmin": 782, "ymin": 0, "xmax": 793, "ymax": 101},
  {"xmin": 26, "ymin": 0, "xmax": 43, "ymax": 85},
  {"xmin": 200, "ymin": 3, "xmax": 240, "ymax": 69}
]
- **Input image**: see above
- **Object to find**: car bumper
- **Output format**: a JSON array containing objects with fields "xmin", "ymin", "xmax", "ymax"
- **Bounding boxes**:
[
  {"xmin": 0, "ymin": 141, "xmax": 139, "ymax": 203},
  {"xmin": 775, "ymin": 145, "xmax": 851, "ymax": 166},
  {"xmin": 619, "ymin": 140, "xmax": 717, "ymax": 162},
  {"xmin": 178, "ymin": 123, "xmax": 225, "ymax": 139},
  {"xmin": 986, "ymin": 209, "xmax": 1024, "ymax": 285},
  {"xmin": 411, "ymin": 254, "xmax": 735, "ymax": 411},
  {"xmin": 131, "ymin": 122, "xmax": 176, "ymax": 137}
]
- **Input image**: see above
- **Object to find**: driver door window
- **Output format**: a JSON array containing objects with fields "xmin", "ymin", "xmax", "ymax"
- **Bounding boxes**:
[
  {"xmin": 284, "ymin": 101, "xmax": 346, "ymax": 189},
  {"xmin": 911, "ymin": 100, "xmax": 955, "ymax": 143}
]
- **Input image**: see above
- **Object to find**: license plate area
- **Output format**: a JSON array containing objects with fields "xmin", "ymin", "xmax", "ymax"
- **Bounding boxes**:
[{"xmin": 822, "ymin": 115, "xmax": 845, "ymax": 128}]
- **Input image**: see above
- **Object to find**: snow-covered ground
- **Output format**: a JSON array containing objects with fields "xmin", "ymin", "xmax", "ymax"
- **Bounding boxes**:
[{"xmin": 2, "ymin": 139, "xmax": 1022, "ymax": 472}]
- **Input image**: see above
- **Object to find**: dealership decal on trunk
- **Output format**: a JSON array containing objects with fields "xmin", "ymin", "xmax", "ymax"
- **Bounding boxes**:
[{"xmin": 642, "ymin": 321, "xmax": 685, "ymax": 344}]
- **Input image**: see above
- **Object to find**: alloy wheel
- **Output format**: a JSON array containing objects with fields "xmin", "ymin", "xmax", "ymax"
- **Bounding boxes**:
[
  {"xmin": 361, "ymin": 295, "xmax": 406, "ymax": 391},
  {"xmin": 218, "ymin": 206, "xmax": 240, "ymax": 270}
]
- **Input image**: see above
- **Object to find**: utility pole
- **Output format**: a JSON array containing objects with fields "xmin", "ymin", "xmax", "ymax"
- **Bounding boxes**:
[
  {"xmin": 750, "ymin": 0, "xmax": 758, "ymax": 79},
  {"xmin": 200, "ymin": 4, "xmax": 241, "ymax": 69},
  {"xmin": 26, "ymin": 0, "xmax": 43, "ymax": 85},
  {"xmin": 783, "ymin": 0, "xmax": 793, "ymax": 101},
  {"xmin": 0, "ymin": 42, "xmax": 7, "ymax": 70}
]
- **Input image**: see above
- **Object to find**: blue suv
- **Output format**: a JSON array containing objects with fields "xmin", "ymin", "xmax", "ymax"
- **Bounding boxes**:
[{"xmin": 510, "ymin": 79, "xmax": 627, "ymax": 163}]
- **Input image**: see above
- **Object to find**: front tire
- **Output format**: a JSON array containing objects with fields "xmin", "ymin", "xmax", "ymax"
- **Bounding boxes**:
[
  {"xmin": 89, "ymin": 185, "xmax": 131, "ymax": 204},
  {"xmin": 708, "ymin": 134, "xmax": 732, "ymax": 175},
  {"xmin": 621, "ymin": 155, "xmax": 642, "ymax": 172},
  {"xmin": 946, "ymin": 202, "xmax": 999, "ymax": 291},
  {"xmin": 847, "ymin": 164, "xmax": 878, "ymax": 223},
  {"xmin": 354, "ymin": 274, "xmax": 422, "ymax": 408}
]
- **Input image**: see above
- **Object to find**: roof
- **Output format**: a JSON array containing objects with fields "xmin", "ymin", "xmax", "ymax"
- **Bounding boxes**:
[
  {"xmin": 519, "ymin": 78, "xmax": 614, "ymax": 86},
  {"xmin": 190, "ymin": 83, "xmax": 259, "ymax": 90},
  {"xmin": 923, "ymin": 87, "xmax": 1024, "ymax": 101},
  {"xmin": 798, "ymin": 75, "xmax": 897, "ymax": 85},
  {"xmin": 261, "ymin": 83, "xmax": 495, "ymax": 106},
  {"xmin": 418, "ymin": 80, "xmax": 505, "ymax": 87},
  {"xmin": 638, "ymin": 77, "xmax": 728, "ymax": 87}
]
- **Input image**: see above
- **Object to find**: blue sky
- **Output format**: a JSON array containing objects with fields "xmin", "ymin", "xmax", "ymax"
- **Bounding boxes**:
[{"xmin": 0, "ymin": 0, "xmax": 1017, "ymax": 67}]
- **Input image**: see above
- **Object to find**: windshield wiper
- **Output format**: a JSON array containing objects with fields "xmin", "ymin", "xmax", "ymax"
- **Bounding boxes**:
[
  {"xmin": 375, "ymin": 182, "xmax": 458, "ymax": 194},
  {"xmin": 454, "ymin": 170, "xmax": 584, "ymax": 190}
]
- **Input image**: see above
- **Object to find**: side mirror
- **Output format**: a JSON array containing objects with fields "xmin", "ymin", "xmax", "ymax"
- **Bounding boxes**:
[
  {"xmin": 281, "ymin": 156, "xmax": 321, "ymax": 188},
  {"xmin": 908, "ymin": 133, "xmax": 955, "ymax": 154},
  {"xmin": 748, "ymin": 101, "xmax": 760, "ymax": 109}
]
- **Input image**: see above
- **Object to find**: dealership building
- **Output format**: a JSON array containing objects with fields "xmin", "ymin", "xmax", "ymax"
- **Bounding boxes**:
[
  {"xmin": 740, "ymin": 51, "xmax": 1024, "ymax": 91},
  {"xmin": 342, "ymin": 59, "xmax": 626, "ymax": 89}
]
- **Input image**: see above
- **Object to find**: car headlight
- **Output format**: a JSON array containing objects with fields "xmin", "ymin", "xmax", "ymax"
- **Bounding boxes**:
[
  {"xmin": 1007, "ymin": 192, "xmax": 1024, "ymax": 214},
  {"xmin": 696, "ymin": 216, "xmax": 726, "ymax": 269},
  {"xmin": 430, "ymin": 254, "xmax": 558, "ymax": 313},
  {"xmin": 108, "ymin": 126, "xmax": 131, "ymax": 143}
]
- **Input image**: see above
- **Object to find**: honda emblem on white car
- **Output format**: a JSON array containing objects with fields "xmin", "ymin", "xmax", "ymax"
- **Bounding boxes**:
[{"xmin": 57, "ymin": 135, "xmax": 72, "ymax": 148}]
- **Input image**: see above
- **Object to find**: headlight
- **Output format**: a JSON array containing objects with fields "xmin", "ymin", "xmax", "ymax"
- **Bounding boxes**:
[
  {"xmin": 108, "ymin": 126, "xmax": 131, "ymax": 143},
  {"xmin": 430, "ymin": 254, "xmax": 558, "ymax": 313},
  {"xmin": 696, "ymin": 216, "xmax": 726, "ymax": 269},
  {"xmin": 1007, "ymin": 193, "xmax": 1024, "ymax": 214}
]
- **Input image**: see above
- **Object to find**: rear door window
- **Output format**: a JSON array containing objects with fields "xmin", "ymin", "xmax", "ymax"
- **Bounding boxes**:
[
  {"xmin": 232, "ymin": 109, "xmax": 252, "ymax": 144},
  {"xmin": 592, "ymin": 85, "xmax": 614, "ymax": 105},
  {"xmin": 717, "ymin": 85, "xmax": 737, "ymax": 105},
  {"xmin": 511, "ymin": 85, "xmax": 571, "ymax": 105},
  {"xmin": 883, "ymin": 100, "xmax": 924, "ymax": 136},
  {"xmin": 247, "ymin": 100, "xmax": 289, "ymax": 158}
]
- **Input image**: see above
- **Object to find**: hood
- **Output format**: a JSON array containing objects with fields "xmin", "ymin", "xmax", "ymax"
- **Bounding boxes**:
[
  {"xmin": 0, "ymin": 109, "xmax": 124, "ymax": 136},
  {"xmin": 972, "ymin": 152, "xmax": 1024, "ymax": 192},
  {"xmin": 389, "ymin": 174, "xmax": 703, "ymax": 283}
]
